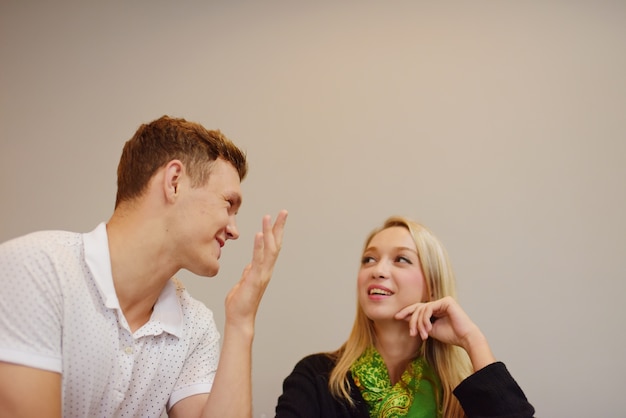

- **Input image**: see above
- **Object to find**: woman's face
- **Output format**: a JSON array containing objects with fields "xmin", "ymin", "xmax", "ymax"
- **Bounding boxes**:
[{"xmin": 357, "ymin": 226, "xmax": 428, "ymax": 322}]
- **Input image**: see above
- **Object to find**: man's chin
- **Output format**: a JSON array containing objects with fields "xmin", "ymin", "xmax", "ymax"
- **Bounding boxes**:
[
  {"xmin": 191, "ymin": 263, "xmax": 219, "ymax": 278},
  {"xmin": 205, "ymin": 266, "xmax": 219, "ymax": 277}
]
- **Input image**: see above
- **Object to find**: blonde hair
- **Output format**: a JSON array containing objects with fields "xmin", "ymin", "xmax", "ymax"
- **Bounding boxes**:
[{"xmin": 328, "ymin": 216, "xmax": 473, "ymax": 417}]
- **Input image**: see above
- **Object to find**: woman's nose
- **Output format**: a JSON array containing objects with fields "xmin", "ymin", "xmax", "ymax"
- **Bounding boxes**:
[{"xmin": 372, "ymin": 262, "xmax": 390, "ymax": 279}]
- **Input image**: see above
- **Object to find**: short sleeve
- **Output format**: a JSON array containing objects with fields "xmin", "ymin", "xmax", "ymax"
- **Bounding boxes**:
[
  {"xmin": 0, "ymin": 233, "xmax": 67, "ymax": 372},
  {"xmin": 167, "ymin": 297, "xmax": 220, "ymax": 410}
]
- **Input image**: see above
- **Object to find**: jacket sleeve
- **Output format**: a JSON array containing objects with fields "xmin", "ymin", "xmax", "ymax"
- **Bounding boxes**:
[{"xmin": 453, "ymin": 362, "xmax": 535, "ymax": 418}]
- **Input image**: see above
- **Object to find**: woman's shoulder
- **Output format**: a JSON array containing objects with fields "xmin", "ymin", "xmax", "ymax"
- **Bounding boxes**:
[{"xmin": 292, "ymin": 352, "xmax": 338, "ymax": 374}]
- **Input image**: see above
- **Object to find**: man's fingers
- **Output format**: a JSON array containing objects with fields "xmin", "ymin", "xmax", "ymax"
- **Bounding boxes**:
[
  {"xmin": 259, "ymin": 210, "xmax": 288, "ymax": 262},
  {"xmin": 272, "ymin": 210, "xmax": 289, "ymax": 247},
  {"xmin": 248, "ymin": 210, "xmax": 288, "ymax": 275},
  {"xmin": 251, "ymin": 231, "xmax": 264, "ymax": 268},
  {"xmin": 261, "ymin": 210, "xmax": 288, "ymax": 254}
]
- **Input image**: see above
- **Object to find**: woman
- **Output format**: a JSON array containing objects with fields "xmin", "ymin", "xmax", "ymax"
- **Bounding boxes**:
[{"xmin": 275, "ymin": 216, "xmax": 534, "ymax": 418}]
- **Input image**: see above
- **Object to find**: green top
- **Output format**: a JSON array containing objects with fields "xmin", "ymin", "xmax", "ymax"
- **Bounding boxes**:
[{"xmin": 350, "ymin": 346, "xmax": 443, "ymax": 418}]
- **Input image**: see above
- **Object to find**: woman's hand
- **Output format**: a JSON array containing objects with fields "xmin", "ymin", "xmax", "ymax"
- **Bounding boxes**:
[{"xmin": 395, "ymin": 296, "xmax": 496, "ymax": 371}]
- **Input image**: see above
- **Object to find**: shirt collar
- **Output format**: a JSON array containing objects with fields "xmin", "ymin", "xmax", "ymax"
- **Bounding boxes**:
[
  {"xmin": 151, "ymin": 279, "xmax": 184, "ymax": 337},
  {"xmin": 83, "ymin": 222, "xmax": 183, "ymax": 338}
]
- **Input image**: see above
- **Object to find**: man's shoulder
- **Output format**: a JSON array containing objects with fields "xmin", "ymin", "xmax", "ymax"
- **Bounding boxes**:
[
  {"xmin": 170, "ymin": 277, "xmax": 216, "ymax": 322},
  {"xmin": 1, "ymin": 229, "xmax": 83, "ymax": 259},
  {"xmin": 3, "ymin": 228, "xmax": 81, "ymax": 244}
]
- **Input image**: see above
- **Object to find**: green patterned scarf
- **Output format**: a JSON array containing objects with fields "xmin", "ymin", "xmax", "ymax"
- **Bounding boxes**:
[{"xmin": 350, "ymin": 346, "xmax": 442, "ymax": 418}]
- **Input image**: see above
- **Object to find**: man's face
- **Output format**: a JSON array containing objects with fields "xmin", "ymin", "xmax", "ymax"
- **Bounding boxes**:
[{"xmin": 174, "ymin": 158, "xmax": 242, "ymax": 277}]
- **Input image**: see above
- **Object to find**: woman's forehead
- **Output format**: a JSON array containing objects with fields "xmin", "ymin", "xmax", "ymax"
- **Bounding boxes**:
[{"xmin": 367, "ymin": 226, "xmax": 415, "ymax": 249}]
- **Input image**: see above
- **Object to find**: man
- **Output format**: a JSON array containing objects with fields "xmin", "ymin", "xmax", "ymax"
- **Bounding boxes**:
[{"xmin": 0, "ymin": 115, "xmax": 288, "ymax": 417}]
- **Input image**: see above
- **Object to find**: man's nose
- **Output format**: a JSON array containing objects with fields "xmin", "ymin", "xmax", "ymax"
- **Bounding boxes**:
[{"xmin": 226, "ymin": 221, "xmax": 239, "ymax": 240}]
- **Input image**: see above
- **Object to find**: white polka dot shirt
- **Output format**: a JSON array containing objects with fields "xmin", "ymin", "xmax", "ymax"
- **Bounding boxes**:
[{"xmin": 0, "ymin": 223, "xmax": 220, "ymax": 417}]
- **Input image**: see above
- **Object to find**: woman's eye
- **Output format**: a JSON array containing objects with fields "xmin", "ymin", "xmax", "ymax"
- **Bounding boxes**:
[
  {"xmin": 361, "ymin": 256, "xmax": 375, "ymax": 264},
  {"xmin": 396, "ymin": 256, "xmax": 412, "ymax": 264}
]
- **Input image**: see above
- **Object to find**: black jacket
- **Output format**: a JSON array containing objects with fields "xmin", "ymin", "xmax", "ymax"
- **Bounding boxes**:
[{"xmin": 275, "ymin": 353, "xmax": 534, "ymax": 418}]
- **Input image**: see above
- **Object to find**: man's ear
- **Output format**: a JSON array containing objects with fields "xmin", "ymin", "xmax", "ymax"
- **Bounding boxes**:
[{"xmin": 164, "ymin": 160, "xmax": 184, "ymax": 202}]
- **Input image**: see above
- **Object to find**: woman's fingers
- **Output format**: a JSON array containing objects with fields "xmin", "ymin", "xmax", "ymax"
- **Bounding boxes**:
[{"xmin": 418, "ymin": 304, "xmax": 433, "ymax": 340}]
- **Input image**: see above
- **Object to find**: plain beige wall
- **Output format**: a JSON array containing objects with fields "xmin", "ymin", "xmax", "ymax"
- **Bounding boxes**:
[{"xmin": 1, "ymin": 1, "xmax": 625, "ymax": 416}]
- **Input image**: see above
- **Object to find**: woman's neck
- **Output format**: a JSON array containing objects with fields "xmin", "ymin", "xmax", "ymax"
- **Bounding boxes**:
[{"xmin": 373, "ymin": 321, "xmax": 423, "ymax": 384}]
